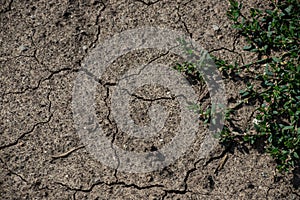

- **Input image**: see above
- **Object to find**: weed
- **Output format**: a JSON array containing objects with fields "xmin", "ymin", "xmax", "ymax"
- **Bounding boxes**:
[
  {"xmin": 175, "ymin": 0, "xmax": 299, "ymax": 172},
  {"xmin": 220, "ymin": 0, "xmax": 300, "ymax": 172}
]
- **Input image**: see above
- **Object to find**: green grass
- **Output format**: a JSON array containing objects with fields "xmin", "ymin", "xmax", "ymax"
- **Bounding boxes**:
[{"xmin": 176, "ymin": 0, "xmax": 299, "ymax": 172}]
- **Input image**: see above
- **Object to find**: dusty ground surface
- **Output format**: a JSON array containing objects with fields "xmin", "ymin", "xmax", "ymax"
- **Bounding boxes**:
[{"xmin": 0, "ymin": 0, "xmax": 299, "ymax": 199}]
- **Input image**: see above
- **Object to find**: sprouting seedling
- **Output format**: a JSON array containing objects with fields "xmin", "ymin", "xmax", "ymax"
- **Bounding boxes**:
[{"xmin": 187, "ymin": 102, "xmax": 211, "ymax": 123}]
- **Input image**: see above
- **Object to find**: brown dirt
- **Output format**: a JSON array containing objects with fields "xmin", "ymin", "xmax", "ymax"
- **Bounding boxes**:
[{"xmin": 1, "ymin": 0, "xmax": 299, "ymax": 199}]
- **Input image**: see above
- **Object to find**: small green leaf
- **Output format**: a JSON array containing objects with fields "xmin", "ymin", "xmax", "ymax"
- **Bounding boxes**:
[
  {"xmin": 284, "ymin": 5, "xmax": 293, "ymax": 15},
  {"xmin": 243, "ymin": 45, "xmax": 253, "ymax": 50},
  {"xmin": 272, "ymin": 57, "xmax": 281, "ymax": 63},
  {"xmin": 282, "ymin": 126, "xmax": 294, "ymax": 131}
]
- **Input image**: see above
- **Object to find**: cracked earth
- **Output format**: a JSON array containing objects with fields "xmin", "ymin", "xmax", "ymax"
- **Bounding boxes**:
[{"xmin": 1, "ymin": 0, "xmax": 299, "ymax": 199}]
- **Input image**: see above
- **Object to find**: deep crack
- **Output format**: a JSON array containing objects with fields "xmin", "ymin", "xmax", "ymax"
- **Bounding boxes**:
[{"xmin": 89, "ymin": 1, "xmax": 107, "ymax": 49}]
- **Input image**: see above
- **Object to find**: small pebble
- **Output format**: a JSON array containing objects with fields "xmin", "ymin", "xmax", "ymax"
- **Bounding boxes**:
[
  {"xmin": 18, "ymin": 45, "xmax": 29, "ymax": 52},
  {"xmin": 212, "ymin": 25, "xmax": 220, "ymax": 31},
  {"xmin": 217, "ymin": 35, "xmax": 223, "ymax": 40}
]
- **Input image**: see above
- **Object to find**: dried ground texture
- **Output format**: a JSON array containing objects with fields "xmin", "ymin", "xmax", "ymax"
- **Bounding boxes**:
[{"xmin": 0, "ymin": 0, "xmax": 299, "ymax": 199}]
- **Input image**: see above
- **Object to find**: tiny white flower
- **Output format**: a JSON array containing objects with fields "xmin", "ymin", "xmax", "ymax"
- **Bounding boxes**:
[{"xmin": 252, "ymin": 118, "xmax": 260, "ymax": 125}]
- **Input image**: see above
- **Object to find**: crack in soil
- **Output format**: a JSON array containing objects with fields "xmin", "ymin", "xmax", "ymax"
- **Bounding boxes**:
[
  {"xmin": 0, "ymin": 113, "xmax": 53, "ymax": 150},
  {"xmin": 55, "ymin": 179, "xmax": 164, "ymax": 194},
  {"xmin": 89, "ymin": 0, "xmax": 107, "ymax": 49},
  {"xmin": 203, "ymin": 143, "xmax": 232, "ymax": 168},
  {"xmin": 0, "ymin": 157, "xmax": 28, "ymax": 183},
  {"xmin": 3, "ymin": 68, "xmax": 78, "ymax": 96},
  {"xmin": 208, "ymin": 33, "xmax": 246, "ymax": 65},
  {"xmin": 134, "ymin": 0, "xmax": 161, "ymax": 6},
  {"xmin": 177, "ymin": 9, "xmax": 193, "ymax": 38},
  {"xmin": 103, "ymin": 86, "xmax": 120, "ymax": 179}
]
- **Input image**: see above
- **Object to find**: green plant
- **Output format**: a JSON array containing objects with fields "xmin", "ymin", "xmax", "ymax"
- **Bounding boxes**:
[
  {"xmin": 173, "ymin": 62, "xmax": 205, "ymax": 84},
  {"xmin": 218, "ymin": 0, "xmax": 300, "ymax": 172},
  {"xmin": 174, "ymin": 0, "xmax": 299, "ymax": 171},
  {"xmin": 186, "ymin": 102, "xmax": 212, "ymax": 123},
  {"xmin": 173, "ymin": 62, "xmax": 211, "ymax": 122}
]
